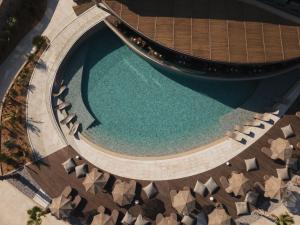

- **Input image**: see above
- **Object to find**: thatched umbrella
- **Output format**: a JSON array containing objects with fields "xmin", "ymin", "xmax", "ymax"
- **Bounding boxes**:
[
  {"xmin": 208, "ymin": 207, "xmax": 231, "ymax": 225},
  {"xmin": 83, "ymin": 168, "xmax": 110, "ymax": 194},
  {"xmin": 91, "ymin": 212, "xmax": 116, "ymax": 225},
  {"xmin": 264, "ymin": 176, "xmax": 285, "ymax": 201},
  {"xmin": 112, "ymin": 180, "xmax": 136, "ymax": 207},
  {"xmin": 226, "ymin": 172, "xmax": 252, "ymax": 196},
  {"xmin": 282, "ymin": 190, "xmax": 300, "ymax": 215},
  {"xmin": 156, "ymin": 213, "xmax": 179, "ymax": 225},
  {"xmin": 270, "ymin": 138, "xmax": 293, "ymax": 161},
  {"xmin": 49, "ymin": 195, "xmax": 73, "ymax": 219},
  {"xmin": 171, "ymin": 188, "xmax": 195, "ymax": 215}
]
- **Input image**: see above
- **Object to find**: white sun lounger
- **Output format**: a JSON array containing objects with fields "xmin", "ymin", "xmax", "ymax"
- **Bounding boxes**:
[
  {"xmin": 60, "ymin": 113, "xmax": 76, "ymax": 125},
  {"xmin": 234, "ymin": 125, "xmax": 251, "ymax": 135},
  {"xmin": 225, "ymin": 131, "xmax": 245, "ymax": 143},
  {"xmin": 254, "ymin": 113, "xmax": 272, "ymax": 122},
  {"xmin": 56, "ymin": 101, "xmax": 71, "ymax": 110},
  {"xmin": 53, "ymin": 85, "xmax": 67, "ymax": 97},
  {"xmin": 69, "ymin": 122, "xmax": 80, "ymax": 135},
  {"xmin": 244, "ymin": 120, "xmax": 262, "ymax": 127}
]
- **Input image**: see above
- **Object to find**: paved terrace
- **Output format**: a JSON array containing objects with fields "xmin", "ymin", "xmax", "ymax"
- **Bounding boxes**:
[
  {"xmin": 104, "ymin": 0, "xmax": 300, "ymax": 64},
  {"xmin": 27, "ymin": 97, "xmax": 300, "ymax": 221}
]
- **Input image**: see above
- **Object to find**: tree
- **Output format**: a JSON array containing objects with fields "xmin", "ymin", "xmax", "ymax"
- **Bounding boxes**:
[
  {"xmin": 27, "ymin": 206, "xmax": 46, "ymax": 225},
  {"xmin": 275, "ymin": 212, "xmax": 295, "ymax": 225}
]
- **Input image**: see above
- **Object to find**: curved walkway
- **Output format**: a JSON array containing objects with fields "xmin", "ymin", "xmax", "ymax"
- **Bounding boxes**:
[
  {"xmin": 27, "ymin": 6, "xmax": 109, "ymax": 157},
  {"xmin": 27, "ymin": 5, "xmax": 300, "ymax": 180}
]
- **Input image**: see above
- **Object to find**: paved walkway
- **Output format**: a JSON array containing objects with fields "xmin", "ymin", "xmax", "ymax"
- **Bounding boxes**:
[{"xmin": 0, "ymin": 180, "xmax": 67, "ymax": 225}]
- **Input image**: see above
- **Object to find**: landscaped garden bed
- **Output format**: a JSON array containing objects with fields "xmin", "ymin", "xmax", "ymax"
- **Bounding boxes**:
[
  {"xmin": 0, "ymin": 0, "xmax": 47, "ymax": 64},
  {"xmin": 0, "ymin": 36, "xmax": 49, "ymax": 175}
]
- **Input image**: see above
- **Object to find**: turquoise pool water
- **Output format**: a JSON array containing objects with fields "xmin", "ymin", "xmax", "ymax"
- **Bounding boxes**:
[{"xmin": 63, "ymin": 27, "xmax": 258, "ymax": 156}]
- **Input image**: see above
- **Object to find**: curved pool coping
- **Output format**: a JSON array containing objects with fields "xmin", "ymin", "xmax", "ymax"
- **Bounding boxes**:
[{"xmin": 27, "ymin": 6, "xmax": 300, "ymax": 180}]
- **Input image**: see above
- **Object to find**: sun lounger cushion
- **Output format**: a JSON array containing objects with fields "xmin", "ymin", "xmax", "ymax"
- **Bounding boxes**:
[
  {"xmin": 245, "ymin": 158, "xmax": 258, "ymax": 171},
  {"xmin": 205, "ymin": 177, "xmax": 219, "ymax": 194},
  {"xmin": 281, "ymin": 124, "xmax": 295, "ymax": 139},
  {"xmin": 75, "ymin": 163, "xmax": 87, "ymax": 178},
  {"xmin": 235, "ymin": 202, "xmax": 249, "ymax": 216},
  {"xmin": 62, "ymin": 158, "xmax": 76, "ymax": 173},
  {"xmin": 245, "ymin": 191, "xmax": 259, "ymax": 206},
  {"xmin": 143, "ymin": 182, "xmax": 158, "ymax": 199},
  {"xmin": 181, "ymin": 215, "xmax": 195, "ymax": 225},
  {"xmin": 286, "ymin": 158, "xmax": 299, "ymax": 171},
  {"xmin": 276, "ymin": 167, "xmax": 290, "ymax": 180},
  {"xmin": 193, "ymin": 180, "xmax": 206, "ymax": 196},
  {"xmin": 122, "ymin": 211, "xmax": 136, "ymax": 225}
]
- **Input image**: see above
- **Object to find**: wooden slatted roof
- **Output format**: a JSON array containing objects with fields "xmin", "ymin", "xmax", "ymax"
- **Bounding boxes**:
[{"xmin": 103, "ymin": 0, "xmax": 300, "ymax": 64}]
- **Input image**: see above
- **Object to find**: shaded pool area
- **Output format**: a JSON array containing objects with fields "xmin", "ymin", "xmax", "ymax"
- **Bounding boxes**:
[{"xmin": 62, "ymin": 27, "xmax": 258, "ymax": 156}]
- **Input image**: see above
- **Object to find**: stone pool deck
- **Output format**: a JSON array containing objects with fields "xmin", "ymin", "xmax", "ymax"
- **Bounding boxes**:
[
  {"xmin": 26, "ymin": 3, "xmax": 300, "ymax": 180},
  {"xmin": 27, "ymin": 6, "xmax": 109, "ymax": 157}
]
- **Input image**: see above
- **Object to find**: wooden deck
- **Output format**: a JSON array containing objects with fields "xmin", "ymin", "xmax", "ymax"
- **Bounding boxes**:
[
  {"xmin": 27, "ymin": 98, "xmax": 300, "ymax": 223},
  {"xmin": 103, "ymin": 0, "xmax": 300, "ymax": 64}
]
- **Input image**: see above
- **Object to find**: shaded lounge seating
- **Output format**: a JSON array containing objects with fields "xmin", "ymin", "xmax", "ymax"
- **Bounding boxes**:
[
  {"xmin": 142, "ymin": 182, "xmax": 158, "ymax": 199},
  {"xmin": 53, "ymin": 85, "xmax": 67, "ymax": 97},
  {"xmin": 69, "ymin": 122, "xmax": 80, "ymax": 136},
  {"xmin": 264, "ymin": 176, "xmax": 285, "ymax": 201},
  {"xmin": 225, "ymin": 172, "xmax": 252, "ymax": 197},
  {"xmin": 56, "ymin": 101, "xmax": 71, "ymax": 111},
  {"xmin": 49, "ymin": 195, "xmax": 73, "ymax": 219},
  {"xmin": 156, "ymin": 213, "xmax": 179, "ymax": 225},
  {"xmin": 208, "ymin": 206, "xmax": 232, "ymax": 225},
  {"xmin": 281, "ymin": 124, "xmax": 295, "ymax": 139},
  {"xmin": 112, "ymin": 180, "xmax": 136, "ymax": 207},
  {"xmin": 60, "ymin": 113, "xmax": 76, "ymax": 125},
  {"xmin": 170, "ymin": 187, "xmax": 195, "ymax": 216},
  {"xmin": 270, "ymin": 138, "xmax": 293, "ymax": 161},
  {"xmin": 83, "ymin": 168, "xmax": 110, "ymax": 194}
]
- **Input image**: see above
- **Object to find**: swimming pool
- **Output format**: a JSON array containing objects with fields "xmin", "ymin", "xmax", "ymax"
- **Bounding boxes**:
[{"xmin": 62, "ymin": 27, "xmax": 258, "ymax": 157}]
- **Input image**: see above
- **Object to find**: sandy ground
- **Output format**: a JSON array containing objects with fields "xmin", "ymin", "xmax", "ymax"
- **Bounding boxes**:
[{"xmin": 0, "ymin": 181, "xmax": 67, "ymax": 225}]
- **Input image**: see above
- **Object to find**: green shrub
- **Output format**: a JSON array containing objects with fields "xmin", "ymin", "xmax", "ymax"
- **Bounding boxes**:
[
  {"xmin": 32, "ymin": 35, "xmax": 48, "ymax": 49},
  {"xmin": 27, "ymin": 206, "xmax": 46, "ymax": 225}
]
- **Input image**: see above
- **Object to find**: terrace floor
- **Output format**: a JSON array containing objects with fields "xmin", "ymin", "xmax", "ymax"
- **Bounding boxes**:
[
  {"xmin": 104, "ymin": 0, "xmax": 300, "ymax": 64},
  {"xmin": 26, "ymin": 96, "xmax": 300, "ymax": 222}
]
